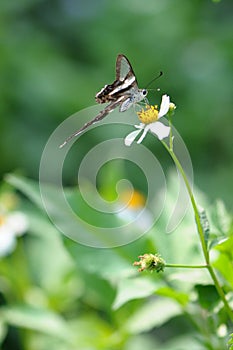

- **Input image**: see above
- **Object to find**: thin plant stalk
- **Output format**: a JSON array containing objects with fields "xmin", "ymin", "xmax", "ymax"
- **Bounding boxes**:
[{"xmin": 161, "ymin": 138, "xmax": 233, "ymax": 321}]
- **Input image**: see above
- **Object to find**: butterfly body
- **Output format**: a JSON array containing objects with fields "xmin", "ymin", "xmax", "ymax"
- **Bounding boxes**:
[{"xmin": 60, "ymin": 54, "xmax": 147, "ymax": 148}]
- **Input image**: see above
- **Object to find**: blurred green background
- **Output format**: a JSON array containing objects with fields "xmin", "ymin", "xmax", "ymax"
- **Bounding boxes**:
[
  {"xmin": 1, "ymin": 0, "xmax": 233, "ymax": 207},
  {"xmin": 1, "ymin": 1, "xmax": 233, "ymax": 349}
]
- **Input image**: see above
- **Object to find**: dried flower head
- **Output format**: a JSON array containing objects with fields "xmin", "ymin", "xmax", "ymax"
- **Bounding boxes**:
[{"xmin": 133, "ymin": 253, "xmax": 165, "ymax": 273}]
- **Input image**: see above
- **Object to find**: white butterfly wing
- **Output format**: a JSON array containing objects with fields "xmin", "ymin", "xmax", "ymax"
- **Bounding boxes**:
[{"xmin": 116, "ymin": 54, "xmax": 136, "ymax": 82}]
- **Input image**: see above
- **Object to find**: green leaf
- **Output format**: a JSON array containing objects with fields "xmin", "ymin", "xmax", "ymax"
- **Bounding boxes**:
[
  {"xmin": 0, "ymin": 319, "xmax": 7, "ymax": 345},
  {"xmin": 149, "ymin": 174, "xmax": 205, "ymax": 267},
  {"xmin": 113, "ymin": 277, "xmax": 163, "ymax": 310},
  {"xmin": 194, "ymin": 284, "xmax": 219, "ymax": 309},
  {"xmin": 5, "ymin": 173, "xmax": 43, "ymax": 210},
  {"xmin": 156, "ymin": 287, "xmax": 189, "ymax": 306},
  {"xmin": 0, "ymin": 305, "xmax": 73, "ymax": 342},
  {"xmin": 228, "ymin": 333, "xmax": 233, "ymax": 350},
  {"xmin": 69, "ymin": 315, "xmax": 120, "ymax": 348},
  {"xmin": 167, "ymin": 268, "xmax": 213, "ymax": 291},
  {"xmin": 159, "ymin": 334, "xmax": 207, "ymax": 350},
  {"xmin": 212, "ymin": 254, "xmax": 233, "ymax": 290},
  {"xmin": 214, "ymin": 235, "xmax": 233, "ymax": 258},
  {"xmin": 125, "ymin": 298, "xmax": 181, "ymax": 333},
  {"xmin": 67, "ymin": 242, "xmax": 133, "ymax": 281},
  {"xmin": 213, "ymin": 236, "xmax": 233, "ymax": 289},
  {"xmin": 211, "ymin": 200, "xmax": 232, "ymax": 236},
  {"xmin": 25, "ymin": 211, "xmax": 74, "ymax": 292},
  {"xmin": 125, "ymin": 334, "xmax": 161, "ymax": 349},
  {"xmin": 25, "ymin": 313, "xmax": 118, "ymax": 350},
  {"xmin": 6, "ymin": 173, "xmax": 144, "ymax": 248}
]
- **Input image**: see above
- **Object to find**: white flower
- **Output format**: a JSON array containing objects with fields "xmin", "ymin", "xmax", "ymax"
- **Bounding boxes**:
[
  {"xmin": 116, "ymin": 190, "xmax": 153, "ymax": 231},
  {"xmin": 0, "ymin": 212, "xmax": 28, "ymax": 257},
  {"xmin": 125, "ymin": 94, "xmax": 171, "ymax": 146}
]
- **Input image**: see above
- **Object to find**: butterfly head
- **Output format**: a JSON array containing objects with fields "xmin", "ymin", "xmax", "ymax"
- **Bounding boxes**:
[
  {"xmin": 142, "ymin": 89, "xmax": 148, "ymax": 97},
  {"xmin": 138, "ymin": 88, "xmax": 148, "ymax": 102}
]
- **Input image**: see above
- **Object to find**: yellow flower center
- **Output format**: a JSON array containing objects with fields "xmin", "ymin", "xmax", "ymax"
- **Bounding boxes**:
[
  {"xmin": 121, "ymin": 190, "xmax": 145, "ymax": 209},
  {"xmin": 0, "ymin": 215, "xmax": 6, "ymax": 227},
  {"xmin": 137, "ymin": 105, "xmax": 159, "ymax": 124}
]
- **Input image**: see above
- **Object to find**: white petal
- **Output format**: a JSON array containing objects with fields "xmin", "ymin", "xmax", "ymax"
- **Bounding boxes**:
[
  {"xmin": 149, "ymin": 121, "xmax": 171, "ymax": 140},
  {"xmin": 124, "ymin": 129, "xmax": 142, "ymax": 146},
  {"xmin": 158, "ymin": 94, "xmax": 170, "ymax": 118},
  {"xmin": 7, "ymin": 212, "xmax": 28, "ymax": 236},
  {"xmin": 137, "ymin": 125, "xmax": 150, "ymax": 144},
  {"xmin": 134, "ymin": 123, "xmax": 145, "ymax": 129},
  {"xmin": 0, "ymin": 231, "xmax": 16, "ymax": 257}
]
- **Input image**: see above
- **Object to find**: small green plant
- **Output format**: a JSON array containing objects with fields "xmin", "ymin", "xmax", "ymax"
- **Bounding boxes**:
[{"xmin": 1, "ymin": 96, "xmax": 232, "ymax": 349}]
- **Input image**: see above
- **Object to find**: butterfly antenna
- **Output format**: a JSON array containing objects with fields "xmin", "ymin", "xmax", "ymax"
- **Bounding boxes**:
[{"xmin": 145, "ymin": 71, "xmax": 163, "ymax": 89}]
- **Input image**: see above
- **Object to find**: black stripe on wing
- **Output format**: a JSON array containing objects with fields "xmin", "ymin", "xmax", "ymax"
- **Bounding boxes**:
[
  {"xmin": 95, "ymin": 54, "xmax": 138, "ymax": 103},
  {"xmin": 59, "ymin": 96, "xmax": 127, "ymax": 148}
]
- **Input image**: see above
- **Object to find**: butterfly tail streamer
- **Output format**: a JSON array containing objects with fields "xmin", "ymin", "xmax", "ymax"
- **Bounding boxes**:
[{"xmin": 59, "ymin": 99, "xmax": 126, "ymax": 148}]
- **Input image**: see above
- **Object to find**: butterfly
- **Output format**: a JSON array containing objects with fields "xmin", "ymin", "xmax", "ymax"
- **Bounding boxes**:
[{"xmin": 59, "ymin": 54, "xmax": 148, "ymax": 148}]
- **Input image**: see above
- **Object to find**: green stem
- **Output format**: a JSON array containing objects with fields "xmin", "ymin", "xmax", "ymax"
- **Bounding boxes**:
[
  {"xmin": 162, "ymin": 141, "xmax": 209, "ymax": 261},
  {"xmin": 165, "ymin": 264, "xmax": 208, "ymax": 269},
  {"xmin": 168, "ymin": 116, "xmax": 173, "ymax": 151},
  {"xmin": 161, "ymin": 139, "xmax": 233, "ymax": 321}
]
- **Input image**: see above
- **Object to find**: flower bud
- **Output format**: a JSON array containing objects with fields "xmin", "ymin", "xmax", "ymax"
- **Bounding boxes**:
[
  {"xmin": 133, "ymin": 253, "xmax": 165, "ymax": 273},
  {"xmin": 167, "ymin": 103, "xmax": 176, "ymax": 117}
]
